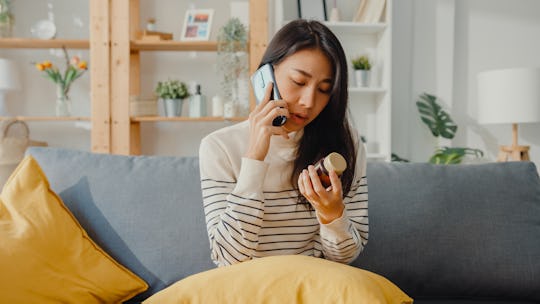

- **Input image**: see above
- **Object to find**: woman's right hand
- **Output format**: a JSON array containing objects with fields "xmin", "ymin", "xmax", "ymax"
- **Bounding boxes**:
[{"xmin": 244, "ymin": 82, "xmax": 290, "ymax": 161}]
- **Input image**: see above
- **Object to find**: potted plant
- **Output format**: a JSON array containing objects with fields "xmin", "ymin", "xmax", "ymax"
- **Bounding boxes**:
[
  {"xmin": 351, "ymin": 55, "xmax": 371, "ymax": 87},
  {"xmin": 217, "ymin": 18, "xmax": 249, "ymax": 117},
  {"xmin": 155, "ymin": 79, "xmax": 190, "ymax": 117},
  {"xmin": 0, "ymin": 0, "xmax": 13, "ymax": 38},
  {"xmin": 391, "ymin": 93, "xmax": 484, "ymax": 164}
]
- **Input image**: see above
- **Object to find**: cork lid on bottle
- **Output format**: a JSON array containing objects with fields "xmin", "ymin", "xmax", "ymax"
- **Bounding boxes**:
[{"xmin": 323, "ymin": 152, "xmax": 347, "ymax": 175}]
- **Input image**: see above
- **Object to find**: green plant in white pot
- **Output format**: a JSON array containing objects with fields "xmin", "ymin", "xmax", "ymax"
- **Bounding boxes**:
[
  {"xmin": 217, "ymin": 18, "xmax": 248, "ymax": 117},
  {"xmin": 155, "ymin": 80, "xmax": 190, "ymax": 117},
  {"xmin": 351, "ymin": 55, "xmax": 371, "ymax": 87}
]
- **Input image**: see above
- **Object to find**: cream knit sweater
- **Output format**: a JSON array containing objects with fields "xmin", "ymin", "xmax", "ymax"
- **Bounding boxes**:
[{"xmin": 199, "ymin": 121, "xmax": 368, "ymax": 267}]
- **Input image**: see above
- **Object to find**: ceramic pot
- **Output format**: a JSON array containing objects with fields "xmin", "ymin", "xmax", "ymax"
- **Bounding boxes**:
[
  {"xmin": 162, "ymin": 98, "xmax": 183, "ymax": 117},
  {"xmin": 355, "ymin": 69, "xmax": 370, "ymax": 87}
]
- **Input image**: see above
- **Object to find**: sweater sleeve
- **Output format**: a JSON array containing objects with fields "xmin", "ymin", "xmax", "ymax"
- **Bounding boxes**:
[
  {"xmin": 199, "ymin": 135, "xmax": 267, "ymax": 267},
  {"xmin": 318, "ymin": 143, "xmax": 368, "ymax": 264}
]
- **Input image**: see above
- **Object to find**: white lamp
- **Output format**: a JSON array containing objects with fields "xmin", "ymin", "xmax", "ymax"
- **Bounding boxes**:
[
  {"xmin": 477, "ymin": 67, "xmax": 540, "ymax": 161},
  {"xmin": 0, "ymin": 58, "xmax": 21, "ymax": 116}
]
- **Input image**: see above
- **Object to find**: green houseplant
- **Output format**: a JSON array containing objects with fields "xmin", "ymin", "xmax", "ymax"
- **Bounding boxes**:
[
  {"xmin": 351, "ymin": 55, "xmax": 371, "ymax": 87},
  {"xmin": 0, "ymin": 0, "xmax": 13, "ymax": 38},
  {"xmin": 155, "ymin": 80, "xmax": 189, "ymax": 117},
  {"xmin": 217, "ymin": 18, "xmax": 249, "ymax": 117},
  {"xmin": 351, "ymin": 55, "xmax": 371, "ymax": 71},
  {"xmin": 392, "ymin": 93, "xmax": 483, "ymax": 164}
]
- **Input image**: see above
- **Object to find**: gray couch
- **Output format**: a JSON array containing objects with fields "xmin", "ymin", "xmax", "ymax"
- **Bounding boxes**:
[{"xmin": 27, "ymin": 147, "xmax": 540, "ymax": 303}]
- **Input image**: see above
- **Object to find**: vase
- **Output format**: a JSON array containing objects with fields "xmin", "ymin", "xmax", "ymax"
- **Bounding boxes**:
[
  {"xmin": 162, "ymin": 98, "xmax": 183, "ymax": 117},
  {"xmin": 55, "ymin": 85, "xmax": 71, "ymax": 116},
  {"xmin": 355, "ymin": 69, "xmax": 370, "ymax": 87}
]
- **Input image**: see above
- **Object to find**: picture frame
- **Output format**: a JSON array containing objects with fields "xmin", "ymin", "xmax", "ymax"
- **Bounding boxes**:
[
  {"xmin": 181, "ymin": 9, "xmax": 214, "ymax": 41},
  {"xmin": 297, "ymin": 0, "xmax": 327, "ymax": 21}
]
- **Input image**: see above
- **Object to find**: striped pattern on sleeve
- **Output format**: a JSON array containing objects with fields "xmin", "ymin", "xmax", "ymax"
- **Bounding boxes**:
[
  {"xmin": 319, "ymin": 175, "xmax": 368, "ymax": 263},
  {"xmin": 202, "ymin": 178, "xmax": 265, "ymax": 266}
]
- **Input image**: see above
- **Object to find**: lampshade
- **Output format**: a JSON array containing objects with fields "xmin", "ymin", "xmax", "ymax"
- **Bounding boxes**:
[
  {"xmin": 477, "ymin": 67, "xmax": 540, "ymax": 125},
  {"xmin": 0, "ymin": 58, "xmax": 20, "ymax": 91}
]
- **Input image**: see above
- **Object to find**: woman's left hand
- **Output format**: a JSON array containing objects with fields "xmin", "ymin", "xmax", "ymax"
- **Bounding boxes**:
[{"xmin": 298, "ymin": 165, "xmax": 345, "ymax": 224}]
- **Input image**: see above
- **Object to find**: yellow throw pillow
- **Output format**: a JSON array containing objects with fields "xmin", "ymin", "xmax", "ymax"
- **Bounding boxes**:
[
  {"xmin": 0, "ymin": 156, "xmax": 148, "ymax": 303},
  {"xmin": 144, "ymin": 255, "xmax": 413, "ymax": 304}
]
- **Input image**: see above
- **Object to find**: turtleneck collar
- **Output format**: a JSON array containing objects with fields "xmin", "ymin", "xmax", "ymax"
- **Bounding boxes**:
[{"xmin": 270, "ymin": 129, "xmax": 304, "ymax": 161}]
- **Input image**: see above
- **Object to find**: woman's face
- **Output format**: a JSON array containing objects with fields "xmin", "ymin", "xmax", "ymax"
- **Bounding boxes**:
[{"xmin": 273, "ymin": 48, "xmax": 333, "ymax": 133}]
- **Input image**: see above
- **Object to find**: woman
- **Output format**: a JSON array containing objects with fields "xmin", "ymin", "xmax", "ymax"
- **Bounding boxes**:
[{"xmin": 199, "ymin": 19, "xmax": 368, "ymax": 267}]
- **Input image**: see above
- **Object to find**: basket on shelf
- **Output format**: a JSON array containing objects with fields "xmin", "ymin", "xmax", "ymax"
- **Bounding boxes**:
[
  {"xmin": 130, "ymin": 96, "xmax": 158, "ymax": 117},
  {"xmin": 0, "ymin": 119, "xmax": 47, "ymax": 188}
]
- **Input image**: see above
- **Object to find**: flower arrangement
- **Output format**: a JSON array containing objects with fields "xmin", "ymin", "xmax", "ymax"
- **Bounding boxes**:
[
  {"xmin": 155, "ymin": 79, "xmax": 190, "ymax": 100},
  {"xmin": 34, "ymin": 47, "xmax": 88, "ymax": 100},
  {"xmin": 351, "ymin": 55, "xmax": 371, "ymax": 70}
]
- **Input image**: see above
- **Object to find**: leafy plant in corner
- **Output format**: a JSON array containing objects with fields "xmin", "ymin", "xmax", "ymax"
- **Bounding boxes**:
[
  {"xmin": 351, "ymin": 55, "xmax": 371, "ymax": 70},
  {"xmin": 393, "ymin": 93, "xmax": 483, "ymax": 164}
]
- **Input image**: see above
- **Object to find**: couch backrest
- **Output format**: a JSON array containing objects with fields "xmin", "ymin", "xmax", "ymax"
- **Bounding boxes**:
[
  {"xmin": 354, "ymin": 161, "xmax": 540, "ymax": 301},
  {"xmin": 28, "ymin": 147, "xmax": 540, "ymax": 302},
  {"xmin": 27, "ymin": 147, "xmax": 215, "ymax": 302}
]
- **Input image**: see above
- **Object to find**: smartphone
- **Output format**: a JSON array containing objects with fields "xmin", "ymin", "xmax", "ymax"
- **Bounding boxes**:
[{"xmin": 250, "ymin": 63, "xmax": 287, "ymax": 126}]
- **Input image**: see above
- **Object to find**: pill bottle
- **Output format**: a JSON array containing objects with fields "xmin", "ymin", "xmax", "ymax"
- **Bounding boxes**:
[{"xmin": 313, "ymin": 152, "xmax": 347, "ymax": 188}]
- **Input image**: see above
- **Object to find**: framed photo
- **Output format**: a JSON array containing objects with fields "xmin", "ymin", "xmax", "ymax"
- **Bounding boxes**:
[
  {"xmin": 181, "ymin": 9, "xmax": 214, "ymax": 41},
  {"xmin": 297, "ymin": 0, "xmax": 327, "ymax": 21}
]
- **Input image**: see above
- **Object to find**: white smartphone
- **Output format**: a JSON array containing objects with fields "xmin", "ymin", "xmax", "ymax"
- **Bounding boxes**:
[{"xmin": 251, "ymin": 63, "xmax": 287, "ymax": 126}]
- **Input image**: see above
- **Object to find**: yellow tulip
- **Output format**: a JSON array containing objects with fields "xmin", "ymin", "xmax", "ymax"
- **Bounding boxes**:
[
  {"xmin": 78, "ymin": 61, "xmax": 88, "ymax": 70},
  {"xmin": 35, "ymin": 63, "xmax": 45, "ymax": 71}
]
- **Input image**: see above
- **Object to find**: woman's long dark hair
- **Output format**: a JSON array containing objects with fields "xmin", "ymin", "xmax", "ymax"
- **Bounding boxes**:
[{"xmin": 258, "ymin": 19, "xmax": 357, "ymax": 206}]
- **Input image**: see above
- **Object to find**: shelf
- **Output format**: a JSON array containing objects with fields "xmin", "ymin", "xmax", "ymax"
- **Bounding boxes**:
[
  {"xmin": 131, "ymin": 116, "xmax": 247, "ymax": 122},
  {"xmin": 282, "ymin": 21, "xmax": 387, "ymax": 35},
  {"xmin": 0, "ymin": 38, "xmax": 89, "ymax": 49},
  {"xmin": 131, "ymin": 40, "xmax": 218, "ymax": 51},
  {"xmin": 349, "ymin": 87, "xmax": 387, "ymax": 99},
  {"xmin": 367, "ymin": 153, "xmax": 388, "ymax": 160},
  {"xmin": 324, "ymin": 22, "xmax": 387, "ymax": 34},
  {"xmin": 0, "ymin": 116, "xmax": 91, "ymax": 121},
  {"xmin": 349, "ymin": 87, "xmax": 386, "ymax": 93}
]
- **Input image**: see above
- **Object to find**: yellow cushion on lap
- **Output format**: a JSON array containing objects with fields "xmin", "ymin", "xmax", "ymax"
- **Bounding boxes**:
[
  {"xmin": 144, "ymin": 255, "xmax": 413, "ymax": 304},
  {"xmin": 0, "ymin": 156, "xmax": 148, "ymax": 303}
]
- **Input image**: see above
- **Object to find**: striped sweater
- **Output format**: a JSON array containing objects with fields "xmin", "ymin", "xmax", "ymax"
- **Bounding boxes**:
[{"xmin": 199, "ymin": 120, "xmax": 368, "ymax": 267}]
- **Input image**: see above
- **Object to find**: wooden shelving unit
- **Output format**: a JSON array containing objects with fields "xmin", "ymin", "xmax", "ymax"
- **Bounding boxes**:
[
  {"xmin": 130, "ymin": 40, "xmax": 218, "ymax": 52},
  {"xmin": 131, "ymin": 116, "xmax": 247, "ymax": 122},
  {"xmin": 0, "ymin": 116, "xmax": 91, "ymax": 121},
  {"xmin": 109, "ymin": 0, "xmax": 265, "ymax": 155},
  {"xmin": 0, "ymin": 38, "xmax": 89, "ymax": 49},
  {"xmin": 0, "ymin": 0, "xmax": 264, "ymax": 155},
  {"xmin": 0, "ymin": 1, "xmax": 110, "ymax": 153}
]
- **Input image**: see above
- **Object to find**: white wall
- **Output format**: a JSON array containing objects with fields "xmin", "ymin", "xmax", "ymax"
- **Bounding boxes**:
[
  {"xmin": 392, "ymin": 0, "xmax": 540, "ymax": 166},
  {"xmin": 4, "ymin": 0, "xmax": 540, "ymax": 166}
]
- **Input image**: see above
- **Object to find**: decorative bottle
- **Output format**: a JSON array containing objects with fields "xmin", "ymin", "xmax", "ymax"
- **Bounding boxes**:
[{"xmin": 188, "ymin": 84, "xmax": 207, "ymax": 117}]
